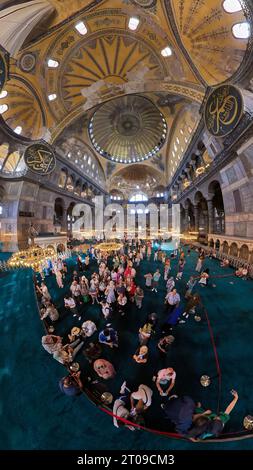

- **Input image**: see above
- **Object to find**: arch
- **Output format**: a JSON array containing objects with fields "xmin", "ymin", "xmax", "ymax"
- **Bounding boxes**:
[
  {"xmin": 58, "ymin": 169, "xmax": 67, "ymax": 189},
  {"xmin": 222, "ymin": 241, "xmax": 229, "ymax": 255},
  {"xmin": 240, "ymin": 244, "xmax": 249, "ymax": 261},
  {"xmin": 215, "ymin": 239, "xmax": 220, "ymax": 250},
  {"xmin": 208, "ymin": 180, "xmax": 225, "ymax": 234},
  {"xmin": 209, "ymin": 238, "xmax": 214, "ymax": 248},
  {"xmin": 230, "ymin": 242, "xmax": 239, "ymax": 257},
  {"xmin": 66, "ymin": 174, "xmax": 75, "ymax": 191}
]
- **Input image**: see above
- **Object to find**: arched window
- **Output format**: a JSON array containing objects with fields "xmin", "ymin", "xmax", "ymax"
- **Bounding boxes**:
[
  {"xmin": 223, "ymin": 0, "xmax": 242, "ymax": 13},
  {"xmin": 129, "ymin": 193, "xmax": 148, "ymax": 202},
  {"xmin": 232, "ymin": 22, "xmax": 251, "ymax": 39}
]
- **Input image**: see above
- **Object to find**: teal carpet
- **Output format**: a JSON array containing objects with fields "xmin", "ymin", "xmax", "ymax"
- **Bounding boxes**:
[{"xmin": 1, "ymin": 249, "xmax": 253, "ymax": 450}]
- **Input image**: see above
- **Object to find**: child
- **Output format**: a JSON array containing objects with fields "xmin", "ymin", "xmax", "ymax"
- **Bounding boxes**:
[{"xmin": 185, "ymin": 276, "xmax": 197, "ymax": 298}]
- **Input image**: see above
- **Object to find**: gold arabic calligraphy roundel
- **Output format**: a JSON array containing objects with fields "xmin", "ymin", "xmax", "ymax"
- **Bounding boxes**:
[
  {"xmin": 204, "ymin": 85, "xmax": 243, "ymax": 137},
  {"xmin": 24, "ymin": 142, "xmax": 56, "ymax": 175}
]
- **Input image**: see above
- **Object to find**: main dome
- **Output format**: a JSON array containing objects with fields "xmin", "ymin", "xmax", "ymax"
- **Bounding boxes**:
[{"xmin": 88, "ymin": 95, "xmax": 167, "ymax": 163}]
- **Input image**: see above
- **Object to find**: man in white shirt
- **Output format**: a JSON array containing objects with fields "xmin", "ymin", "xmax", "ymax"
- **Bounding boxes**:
[
  {"xmin": 165, "ymin": 288, "xmax": 180, "ymax": 314},
  {"xmin": 64, "ymin": 295, "xmax": 79, "ymax": 318}
]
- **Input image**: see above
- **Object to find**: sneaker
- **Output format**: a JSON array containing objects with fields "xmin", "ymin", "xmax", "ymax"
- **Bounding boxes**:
[
  {"xmin": 185, "ymin": 314, "xmax": 189, "ymax": 319},
  {"xmin": 152, "ymin": 375, "xmax": 157, "ymax": 382},
  {"xmin": 161, "ymin": 404, "xmax": 165, "ymax": 410},
  {"xmin": 78, "ymin": 316, "xmax": 81, "ymax": 321},
  {"xmin": 73, "ymin": 314, "xmax": 77, "ymax": 317},
  {"xmin": 179, "ymin": 320, "xmax": 185, "ymax": 324},
  {"xmin": 182, "ymin": 312, "xmax": 187, "ymax": 317},
  {"xmin": 120, "ymin": 381, "xmax": 127, "ymax": 395}
]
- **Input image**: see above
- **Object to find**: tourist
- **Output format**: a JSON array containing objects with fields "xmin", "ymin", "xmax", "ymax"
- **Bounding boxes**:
[
  {"xmin": 113, "ymin": 382, "xmax": 135, "ymax": 430},
  {"xmin": 134, "ymin": 286, "xmax": 144, "ymax": 309},
  {"xmin": 154, "ymin": 367, "xmax": 176, "ymax": 396},
  {"xmin": 81, "ymin": 320, "xmax": 97, "ymax": 338},
  {"xmin": 199, "ymin": 268, "xmax": 210, "ymax": 287},
  {"xmin": 152, "ymin": 268, "xmax": 161, "ymax": 292},
  {"xmin": 41, "ymin": 334, "xmax": 62, "ymax": 354},
  {"xmin": 166, "ymin": 276, "xmax": 175, "ymax": 293},
  {"xmin": 188, "ymin": 390, "xmax": 239, "ymax": 441},
  {"xmin": 117, "ymin": 293, "xmax": 127, "ymax": 316},
  {"xmin": 220, "ymin": 258, "xmax": 229, "ymax": 267},
  {"xmin": 130, "ymin": 384, "xmax": 153, "ymax": 413},
  {"xmin": 84, "ymin": 255, "xmax": 90, "ymax": 270},
  {"xmin": 157, "ymin": 335, "xmax": 175, "ymax": 358},
  {"xmin": 165, "ymin": 288, "xmax": 180, "ymax": 314},
  {"xmin": 40, "ymin": 301, "xmax": 59, "ymax": 322},
  {"xmin": 154, "ymin": 251, "xmax": 158, "ymax": 262},
  {"xmin": 176, "ymin": 258, "xmax": 185, "ymax": 280},
  {"xmin": 53, "ymin": 338, "xmax": 84, "ymax": 364},
  {"xmin": 89, "ymin": 279, "xmax": 99, "ymax": 305},
  {"xmin": 144, "ymin": 272, "xmax": 153, "ymax": 289},
  {"xmin": 99, "ymin": 326, "xmax": 118, "ymax": 348},
  {"xmin": 70, "ymin": 280, "xmax": 83, "ymax": 305},
  {"xmin": 93, "ymin": 358, "xmax": 116, "ymax": 379},
  {"xmin": 235, "ymin": 266, "xmax": 248, "ymax": 279},
  {"xmin": 55, "ymin": 269, "xmax": 64, "ymax": 288},
  {"xmin": 133, "ymin": 345, "xmax": 149, "ymax": 364},
  {"xmin": 38, "ymin": 282, "xmax": 51, "ymax": 301},
  {"xmin": 185, "ymin": 276, "xmax": 197, "ymax": 299},
  {"xmin": 64, "ymin": 294, "xmax": 80, "ymax": 319},
  {"xmin": 164, "ymin": 260, "xmax": 171, "ymax": 281},
  {"xmin": 83, "ymin": 342, "xmax": 102, "ymax": 363},
  {"xmin": 138, "ymin": 322, "xmax": 153, "ymax": 345},
  {"xmin": 105, "ymin": 280, "xmax": 116, "ymax": 305},
  {"xmin": 161, "ymin": 395, "xmax": 196, "ymax": 435},
  {"xmin": 100, "ymin": 300, "xmax": 112, "ymax": 319},
  {"xmin": 195, "ymin": 254, "xmax": 204, "ymax": 272},
  {"xmin": 180, "ymin": 293, "xmax": 201, "ymax": 322},
  {"xmin": 59, "ymin": 372, "xmax": 83, "ymax": 396}
]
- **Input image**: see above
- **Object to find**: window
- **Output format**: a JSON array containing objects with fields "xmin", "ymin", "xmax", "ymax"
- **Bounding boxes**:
[
  {"xmin": 223, "ymin": 0, "xmax": 242, "ymax": 13},
  {"xmin": 47, "ymin": 59, "xmax": 59, "ymax": 68},
  {"xmin": 161, "ymin": 46, "xmax": 172, "ymax": 57},
  {"xmin": 0, "ymin": 104, "xmax": 8, "ymax": 114},
  {"xmin": 14, "ymin": 126, "xmax": 22, "ymax": 135},
  {"xmin": 129, "ymin": 193, "xmax": 148, "ymax": 202},
  {"xmin": 232, "ymin": 22, "xmax": 251, "ymax": 39},
  {"xmin": 75, "ymin": 21, "xmax": 88, "ymax": 35},
  {"xmin": 48, "ymin": 94, "xmax": 57, "ymax": 101},
  {"xmin": 0, "ymin": 90, "xmax": 7, "ymax": 99},
  {"xmin": 128, "ymin": 17, "xmax": 140, "ymax": 31}
]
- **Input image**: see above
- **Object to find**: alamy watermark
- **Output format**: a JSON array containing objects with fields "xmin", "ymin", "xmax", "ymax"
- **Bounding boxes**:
[{"xmin": 71, "ymin": 197, "xmax": 181, "ymax": 249}]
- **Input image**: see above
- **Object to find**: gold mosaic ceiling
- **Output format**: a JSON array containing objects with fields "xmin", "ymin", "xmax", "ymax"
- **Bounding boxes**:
[{"xmin": 0, "ymin": 0, "xmax": 252, "ymax": 186}]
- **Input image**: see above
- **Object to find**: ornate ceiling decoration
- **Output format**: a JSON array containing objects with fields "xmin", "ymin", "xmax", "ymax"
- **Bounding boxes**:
[
  {"xmin": 166, "ymin": 0, "xmax": 252, "ymax": 85},
  {"xmin": 109, "ymin": 163, "xmax": 164, "ymax": 198},
  {"xmin": 88, "ymin": 94, "xmax": 167, "ymax": 163}
]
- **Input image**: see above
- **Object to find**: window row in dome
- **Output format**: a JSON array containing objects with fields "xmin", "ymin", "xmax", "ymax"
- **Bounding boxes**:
[{"xmin": 223, "ymin": 0, "xmax": 251, "ymax": 38}]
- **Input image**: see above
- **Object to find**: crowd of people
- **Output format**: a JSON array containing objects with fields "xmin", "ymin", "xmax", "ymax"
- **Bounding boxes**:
[{"xmin": 35, "ymin": 240, "xmax": 242, "ymax": 440}]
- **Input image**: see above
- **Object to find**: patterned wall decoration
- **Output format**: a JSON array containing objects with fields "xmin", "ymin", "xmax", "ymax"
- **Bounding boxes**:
[
  {"xmin": 167, "ymin": 0, "xmax": 251, "ymax": 85},
  {"xmin": 24, "ymin": 142, "xmax": 56, "ymax": 175}
]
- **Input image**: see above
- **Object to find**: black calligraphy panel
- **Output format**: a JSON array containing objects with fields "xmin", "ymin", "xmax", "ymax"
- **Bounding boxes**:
[
  {"xmin": 24, "ymin": 142, "xmax": 56, "ymax": 175},
  {"xmin": 204, "ymin": 85, "xmax": 243, "ymax": 138}
]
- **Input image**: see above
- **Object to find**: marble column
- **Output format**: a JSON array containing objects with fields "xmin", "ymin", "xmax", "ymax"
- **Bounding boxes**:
[
  {"xmin": 193, "ymin": 205, "xmax": 199, "ymax": 232},
  {"xmin": 184, "ymin": 207, "xmax": 189, "ymax": 232}
]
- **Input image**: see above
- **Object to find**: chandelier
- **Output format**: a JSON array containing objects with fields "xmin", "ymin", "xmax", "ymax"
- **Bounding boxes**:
[{"xmin": 8, "ymin": 246, "xmax": 56, "ymax": 271}]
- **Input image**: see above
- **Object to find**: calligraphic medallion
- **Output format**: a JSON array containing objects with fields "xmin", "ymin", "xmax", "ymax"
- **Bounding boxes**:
[
  {"xmin": 204, "ymin": 85, "xmax": 243, "ymax": 138},
  {"xmin": 0, "ymin": 47, "xmax": 9, "ymax": 92},
  {"xmin": 24, "ymin": 142, "xmax": 56, "ymax": 175}
]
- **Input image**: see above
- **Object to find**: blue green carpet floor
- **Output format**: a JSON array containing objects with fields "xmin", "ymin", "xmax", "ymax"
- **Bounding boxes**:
[{"xmin": 1, "ymin": 249, "xmax": 253, "ymax": 450}]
